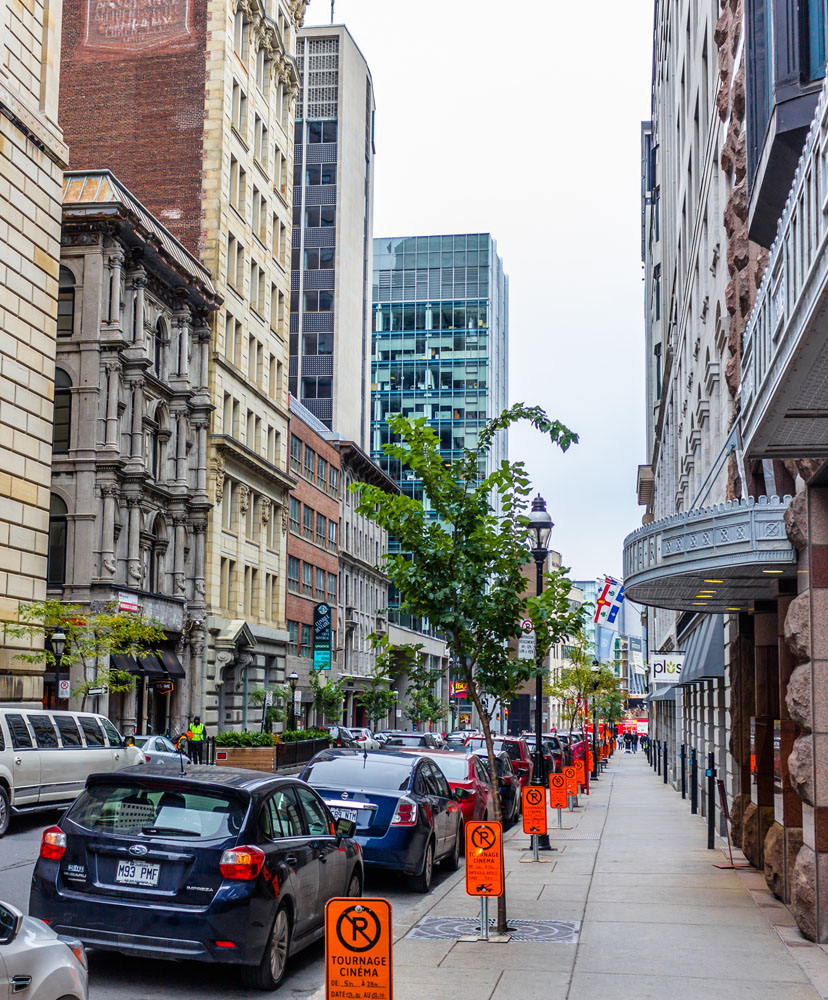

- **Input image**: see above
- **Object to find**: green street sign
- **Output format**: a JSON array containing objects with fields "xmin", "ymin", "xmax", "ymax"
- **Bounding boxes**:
[{"xmin": 313, "ymin": 602, "xmax": 332, "ymax": 670}]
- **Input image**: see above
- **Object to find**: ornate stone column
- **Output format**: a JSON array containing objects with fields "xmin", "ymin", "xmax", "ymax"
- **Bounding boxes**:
[
  {"xmin": 132, "ymin": 273, "xmax": 147, "ymax": 346},
  {"xmin": 176, "ymin": 412, "xmax": 188, "ymax": 483},
  {"xmin": 174, "ymin": 303, "xmax": 192, "ymax": 380},
  {"xmin": 193, "ymin": 522, "xmax": 206, "ymax": 600},
  {"xmin": 126, "ymin": 497, "xmax": 142, "ymax": 586},
  {"xmin": 173, "ymin": 516, "xmax": 187, "ymax": 598},
  {"xmin": 108, "ymin": 249, "xmax": 125, "ymax": 325},
  {"xmin": 130, "ymin": 379, "xmax": 145, "ymax": 462},
  {"xmin": 195, "ymin": 421, "xmax": 208, "ymax": 495},
  {"xmin": 104, "ymin": 362, "xmax": 120, "ymax": 448},
  {"xmin": 100, "ymin": 485, "xmax": 118, "ymax": 579}
]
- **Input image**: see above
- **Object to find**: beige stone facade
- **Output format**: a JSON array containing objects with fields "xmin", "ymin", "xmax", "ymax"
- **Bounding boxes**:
[{"xmin": 0, "ymin": 0, "xmax": 68, "ymax": 701}]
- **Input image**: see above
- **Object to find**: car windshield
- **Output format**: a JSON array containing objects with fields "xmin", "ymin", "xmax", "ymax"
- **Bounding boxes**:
[
  {"xmin": 421, "ymin": 755, "xmax": 469, "ymax": 781},
  {"xmin": 65, "ymin": 783, "xmax": 246, "ymax": 840},
  {"xmin": 384, "ymin": 735, "xmax": 424, "ymax": 746},
  {"xmin": 132, "ymin": 737, "xmax": 149, "ymax": 748},
  {"xmin": 466, "ymin": 738, "xmax": 521, "ymax": 761},
  {"xmin": 304, "ymin": 756, "xmax": 412, "ymax": 791}
]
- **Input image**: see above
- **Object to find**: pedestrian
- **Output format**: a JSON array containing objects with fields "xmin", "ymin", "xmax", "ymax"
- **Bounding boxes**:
[
  {"xmin": 631, "ymin": 731, "xmax": 639, "ymax": 753},
  {"xmin": 624, "ymin": 731, "xmax": 632, "ymax": 753},
  {"xmin": 190, "ymin": 715, "xmax": 205, "ymax": 764}
]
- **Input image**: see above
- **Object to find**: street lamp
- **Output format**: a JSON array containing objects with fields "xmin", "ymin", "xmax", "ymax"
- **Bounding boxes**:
[
  {"xmin": 528, "ymin": 494, "xmax": 553, "ymax": 850},
  {"xmin": 288, "ymin": 671, "xmax": 299, "ymax": 731},
  {"xmin": 50, "ymin": 629, "xmax": 66, "ymax": 707},
  {"xmin": 591, "ymin": 659, "xmax": 601, "ymax": 781}
]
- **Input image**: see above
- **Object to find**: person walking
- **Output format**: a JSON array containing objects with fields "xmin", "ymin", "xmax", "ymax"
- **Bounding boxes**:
[
  {"xmin": 190, "ymin": 715, "xmax": 205, "ymax": 764},
  {"xmin": 631, "ymin": 730, "xmax": 639, "ymax": 753}
]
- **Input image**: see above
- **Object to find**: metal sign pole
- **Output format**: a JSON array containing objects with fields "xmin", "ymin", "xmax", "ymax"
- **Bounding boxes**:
[
  {"xmin": 480, "ymin": 897, "xmax": 489, "ymax": 941},
  {"xmin": 532, "ymin": 834, "xmax": 539, "ymax": 862},
  {"xmin": 557, "ymin": 807, "xmax": 562, "ymax": 829}
]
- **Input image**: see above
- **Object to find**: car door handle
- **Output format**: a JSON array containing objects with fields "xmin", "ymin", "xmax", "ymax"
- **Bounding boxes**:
[
  {"xmin": 318, "ymin": 853, "xmax": 327, "ymax": 862},
  {"xmin": 11, "ymin": 975, "xmax": 32, "ymax": 992},
  {"xmin": 285, "ymin": 856, "xmax": 298, "ymax": 866},
  {"xmin": 14, "ymin": 756, "xmax": 22, "ymax": 765}
]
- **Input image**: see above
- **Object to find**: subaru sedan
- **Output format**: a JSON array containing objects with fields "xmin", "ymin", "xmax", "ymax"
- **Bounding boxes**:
[
  {"xmin": 29, "ymin": 766, "xmax": 362, "ymax": 991},
  {"xmin": 301, "ymin": 749, "xmax": 462, "ymax": 892}
]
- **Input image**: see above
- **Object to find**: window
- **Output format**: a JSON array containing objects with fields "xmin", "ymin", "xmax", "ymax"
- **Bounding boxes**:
[
  {"xmin": 7, "ymin": 714, "xmax": 33, "ymax": 749},
  {"xmin": 229, "ymin": 156, "xmax": 246, "ymax": 213},
  {"xmin": 327, "ymin": 572, "xmax": 336, "ymax": 602},
  {"xmin": 252, "ymin": 186, "xmax": 267, "ymax": 244},
  {"xmin": 231, "ymin": 80, "xmax": 247, "ymax": 136},
  {"xmin": 303, "ymin": 206, "xmax": 336, "ymax": 228},
  {"xmin": 250, "ymin": 260, "xmax": 265, "ymax": 313},
  {"xmin": 300, "ymin": 623, "xmax": 312, "ymax": 657},
  {"xmin": 263, "ymin": 787, "xmax": 305, "ymax": 839},
  {"xmin": 55, "ymin": 716, "xmax": 82, "ymax": 747},
  {"xmin": 227, "ymin": 234, "xmax": 243, "ymax": 290},
  {"xmin": 255, "ymin": 46, "xmax": 269, "ymax": 94},
  {"xmin": 295, "ymin": 786, "xmax": 330, "ymax": 836},
  {"xmin": 79, "ymin": 716, "xmax": 105, "ymax": 746},
  {"xmin": 288, "ymin": 556, "xmax": 300, "ymax": 593},
  {"xmin": 29, "ymin": 714, "xmax": 58, "ymax": 749},
  {"xmin": 317, "ymin": 456, "xmax": 328, "ymax": 489},
  {"xmin": 315, "ymin": 567, "xmax": 325, "ymax": 601},
  {"xmin": 303, "ymin": 505, "xmax": 313, "ymax": 539},
  {"xmin": 153, "ymin": 320, "xmax": 164, "ymax": 375},
  {"xmin": 47, "ymin": 494, "xmax": 67, "ymax": 586},
  {"xmin": 52, "ymin": 368, "xmax": 71, "ymax": 453},
  {"xmin": 327, "ymin": 520, "xmax": 337, "ymax": 551},
  {"xmin": 304, "ymin": 446, "xmax": 315, "ymax": 479},
  {"xmin": 304, "ymin": 247, "xmax": 335, "ymax": 270},
  {"xmin": 302, "ymin": 561, "xmax": 312, "ymax": 596},
  {"xmin": 304, "ymin": 163, "xmax": 337, "ymax": 186},
  {"xmin": 233, "ymin": 10, "xmax": 249, "ymax": 60},
  {"xmin": 329, "ymin": 467, "xmax": 339, "ymax": 497},
  {"xmin": 254, "ymin": 116, "xmax": 268, "ymax": 169},
  {"xmin": 57, "ymin": 267, "xmax": 75, "ymax": 336},
  {"xmin": 290, "ymin": 435, "xmax": 302, "ymax": 473},
  {"xmin": 289, "ymin": 496, "xmax": 300, "ymax": 533},
  {"xmin": 288, "ymin": 620, "xmax": 298, "ymax": 655},
  {"xmin": 307, "ymin": 120, "xmax": 337, "ymax": 143},
  {"xmin": 315, "ymin": 512, "xmax": 326, "ymax": 547}
]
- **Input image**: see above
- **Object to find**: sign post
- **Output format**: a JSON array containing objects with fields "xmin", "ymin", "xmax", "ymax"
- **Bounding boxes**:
[
  {"xmin": 521, "ymin": 786, "xmax": 551, "ymax": 863},
  {"xmin": 462, "ymin": 821, "xmax": 507, "ymax": 942},
  {"xmin": 562, "ymin": 766, "xmax": 578, "ymax": 811},
  {"xmin": 313, "ymin": 602, "xmax": 332, "ymax": 671},
  {"xmin": 325, "ymin": 897, "xmax": 392, "ymax": 1000},
  {"xmin": 549, "ymin": 773, "xmax": 568, "ymax": 829},
  {"xmin": 574, "ymin": 758, "xmax": 587, "ymax": 797}
]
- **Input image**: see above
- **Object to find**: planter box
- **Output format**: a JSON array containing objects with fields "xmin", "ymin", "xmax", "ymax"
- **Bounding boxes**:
[{"xmin": 212, "ymin": 738, "xmax": 330, "ymax": 772}]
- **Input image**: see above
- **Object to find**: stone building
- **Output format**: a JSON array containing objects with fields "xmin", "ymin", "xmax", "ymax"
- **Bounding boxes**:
[
  {"xmin": 54, "ymin": 171, "xmax": 220, "ymax": 732},
  {"xmin": 625, "ymin": 0, "xmax": 828, "ymax": 942},
  {"xmin": 57, "ymin": 0, "xmax": 310, "ymax": 730},
  {"xmin": 0, "ymin": 0, "xmax": 68, "ymax": 703}
]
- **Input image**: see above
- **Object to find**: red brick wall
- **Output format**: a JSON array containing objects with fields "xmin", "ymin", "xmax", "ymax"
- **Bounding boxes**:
[{"xmin": 58, "ymin": 0, "xmax": 208, "ymax": 255}]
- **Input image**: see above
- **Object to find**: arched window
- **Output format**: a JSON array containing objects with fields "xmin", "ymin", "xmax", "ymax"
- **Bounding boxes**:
[
  {"xmin": 147, "ymin": 516, "xmax": 167, "ymax": 593},
  {"xmin": 57, "ymin": 268, "xmax": 75, "ymax": 337},
  {"xmin": 153, "ymin": 320, "xmax": 164, "ymax": 376},
  {"xmin": 52, "ymin": 368, "xmax": 71, "ymax": 453},
  {"xmin": 47, "ymin": 495, "xmax": 67, "ymax": 586}
]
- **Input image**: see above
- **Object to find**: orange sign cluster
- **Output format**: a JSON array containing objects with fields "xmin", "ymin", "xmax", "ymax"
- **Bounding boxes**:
[
  {"xmin": 325, "ymin": 897, "xmax": 393, "ymax": 1000},
  {"xmin": 465, "ymin": 820, "xmax": 503, "ymax": 896}
]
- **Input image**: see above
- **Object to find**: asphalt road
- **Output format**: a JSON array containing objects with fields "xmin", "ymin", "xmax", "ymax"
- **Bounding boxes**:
[{"xmin": 0, "ymin": 809, "xmax": 458, "ymax": 1000}]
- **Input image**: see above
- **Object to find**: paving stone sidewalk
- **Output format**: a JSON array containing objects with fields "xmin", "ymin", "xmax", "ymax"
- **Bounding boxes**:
[{"xmin": 313, "ymin": 751, "xmax": 828, "ymax": 1000}]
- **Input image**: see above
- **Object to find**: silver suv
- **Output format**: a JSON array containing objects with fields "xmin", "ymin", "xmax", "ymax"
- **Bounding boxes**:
[{"xmin": 0, "ymin": 900, "xmax": 87, "ymax": 1000}]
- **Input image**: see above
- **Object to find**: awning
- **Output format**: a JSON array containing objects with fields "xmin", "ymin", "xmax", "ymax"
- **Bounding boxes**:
[
  {"xmin": 111, "ymin": 653, "xmax": 138, "ymax": 672},
  {"xmin": 136, "ymin": 653, "xmax": 165, "ymax": 676},
  {"xmin": 646, "ymin": 685, "xmax": 677, "ymax": 702},
  {"xmin": 678, "ymin": 614, "xmax": 725, "ymax": 685},
  {"xmin": 157, "ymin": 649, "xmax": 185, "ymax": 678}
]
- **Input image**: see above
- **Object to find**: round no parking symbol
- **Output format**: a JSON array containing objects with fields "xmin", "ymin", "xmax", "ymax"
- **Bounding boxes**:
[{"xmin": 325, "ymin": 897, "xmax": 392, "ymax": 1000}]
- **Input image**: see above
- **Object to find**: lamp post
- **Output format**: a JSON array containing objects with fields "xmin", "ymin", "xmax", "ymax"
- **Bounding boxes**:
[
  {"xmin": 50, "ymin": 629, "xmax": 66, "ymax": 708},
  {"xmin": 591, "ymin": 659, "xmax": 601, "ymax": 781},
  {"xmin": 288, "ymin": 671, "xmax": 299, "ymax": 731},
  {"xmin": 528, "ymin": 494, "xmax": 553, "ymax": 850}
]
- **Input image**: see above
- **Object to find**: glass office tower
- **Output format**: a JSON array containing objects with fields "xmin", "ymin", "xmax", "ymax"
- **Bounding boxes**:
[{"xmin": 371, "ymin": 234, "xmax": 509, "ymax": 504}]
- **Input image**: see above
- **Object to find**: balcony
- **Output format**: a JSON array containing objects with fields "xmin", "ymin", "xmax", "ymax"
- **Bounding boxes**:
[
  {"xmin": 741, "ymin": 75, "xmax": 828, "ymax": 460},
  {"xmin": 622, "ymin": 496, "xmax": 795, "ymax": 612}
]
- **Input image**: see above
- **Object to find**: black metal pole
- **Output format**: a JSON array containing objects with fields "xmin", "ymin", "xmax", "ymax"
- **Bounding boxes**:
[
  {"xmin": 136, "ymin": 668, "xmax": 145, "ymax": 734},
  {"xmin": 533, "ymin": 557, "xmax": 552, "ymax": 850},
  {"xmin": 289, "ymin": 682, "xmax": 296, "ymax": 731},
  {"xmin": 680, "ymin": 744, "xmax": 686, "ymax": 799},
  {"xmin": 591, "ymin": 698, "xmax": 599, "ymax": 780},
  {"xmin": 690, "ymin": 747, "xmax": 698, "ymax": 814},
  {"xmin": 706, "ymin": 751, "xmax": 716, "ymax": 849},
  {"xmin": 656, "ymin": 739, "xmax": 661, "ymax": 775},
  {"xmin": 663, "ymin": 740, "xmax": 668, "ymax": 783}
]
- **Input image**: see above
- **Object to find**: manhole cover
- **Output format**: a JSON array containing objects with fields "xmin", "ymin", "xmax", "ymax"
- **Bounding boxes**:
[{"xmin": 405, "ymin": 915, "xmax": 580, "ymax": 943}]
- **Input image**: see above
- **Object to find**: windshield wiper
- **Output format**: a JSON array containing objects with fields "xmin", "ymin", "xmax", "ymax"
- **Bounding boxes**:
[{"xmin": 141, "ymin": 826, "xmax": 200, "ymax": 837}]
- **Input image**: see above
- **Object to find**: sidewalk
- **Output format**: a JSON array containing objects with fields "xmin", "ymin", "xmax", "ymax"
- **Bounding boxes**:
[{"xmin": 362, "ymin": 752, "xmax": 828, "ymax": 1000}]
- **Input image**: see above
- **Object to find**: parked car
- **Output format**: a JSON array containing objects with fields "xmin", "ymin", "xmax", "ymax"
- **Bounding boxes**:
[
  {"xmin": 0, "ymin": 709, "xmax": 144, "ymax": 837},
  {"xmin": 0, "ymin": 899, "xmax": 87, "ymax": 1000},
  {"xmin": 29, "ymin": 766, "xmax": 363, "ymax": 990},
  {"xmin": 324, "ymin": 725, "xmax": 358, "ymax": 748},
  {"xmin": 350, "ymin": 727, "xmax": 381, "ymax": 750},
  {"xmin": 131, "ymin": 734, "xmax": 191, "ymax": 766},
  {"xmin": 376, "ymin": 731, "xmax": 442, "ymax": 749},
  {"xmin": 300, "ymin": 748, "xmax": 462, "ymax": 892},
  {"xmin": 471, "ymin": 749, "xmax": 521, "ymax": 826},
  {"xmin": 566, "ymin": 732, "xmax": 587, "ymax": 763},
  {"xmin": 521, "ymin": 732, "xmax": 565, "ymax": 773},
  {"xmin": 400, "ymin": 749, "xmax": 494, "ymax": 833},
  {"xmin": 463, "ymin": 735, "xmax": 533, "ymax": 788}
]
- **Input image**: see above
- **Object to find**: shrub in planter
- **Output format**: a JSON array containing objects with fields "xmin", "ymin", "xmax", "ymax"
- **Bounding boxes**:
[
  {"xmin": 215, "ymin": 730, "xmax": 274, "ymax": 748},
  {"xmin": 279, "ymin": 728, "xmax": 330, "ymax": 743}
]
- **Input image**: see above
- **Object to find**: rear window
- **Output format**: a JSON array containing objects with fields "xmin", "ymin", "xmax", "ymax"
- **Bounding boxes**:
[
  {"xmin": 29, "ymin": 715, "xmax": 58, "ymax": 749},
  {"xmin": 55, "ymin": 717, "xmax": 82, "ymax": 748},
  {"xmin": 6, "ymin": 715, "xmax": 33, "ymax": 750},
  {"xmin": 423, "ymin": 755, "xmax": 469, "ymax": 782},
  {"xmin": 79, "ymin": 717, "xmax": 105, "ymax": 747},
  {"xmin": 66, "ymin": 784, "xmax": 246, "ymax": 840},
  {"xmin": 466, "ymin": 738, "xmax": 521, "ymax": 761},
  {"xmin": 384, "ymin": 735, "xmax": 424, "ymax": 746},
  {"xmin": 304, "ymin": 756, "xmax": 412, "ymax": 791}
]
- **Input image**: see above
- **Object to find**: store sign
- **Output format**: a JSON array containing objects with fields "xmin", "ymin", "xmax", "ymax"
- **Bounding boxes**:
[
  {"xmin": 313, "ymin": 603, "xmax": 332, "ymax": 671},
  {"xmin": 152, "ymin": 680, "xmax": 174, "ymax": 694},
  {"xmin": 118, "ymin": 592, "xmax": 140, "ymax": 614},
  {"xmin": 452, "ymin": 681, "xmax": 469, "ymax": 700},
  {"xmin": 650, "ymin": 653, "xmax": 684, "ymax": 685}
]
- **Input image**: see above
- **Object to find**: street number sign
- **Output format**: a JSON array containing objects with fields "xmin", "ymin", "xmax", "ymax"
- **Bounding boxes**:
[
  {"xmin": 548, "ymin": 772, "xmax": 568, "ymax": 809},
  {"xmin": 562, "ymin": 766, "xmax": 577, "ymax": 797},
  {"xmin": 465, "ymin": 820, "xmax": 503, "ymax": 896},
  {"xmin": 325, "ymin": 897, "xmax": 392, "ymax": 1000},
  {"xmin": 574, "ymin": 758, "xmax": 586, "ymax": 788},
  {"xmin": 522, "ymin": 786, "xmax": 547, "ymax": 835}
]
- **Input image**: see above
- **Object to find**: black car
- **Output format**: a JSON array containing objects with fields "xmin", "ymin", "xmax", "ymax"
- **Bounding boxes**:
[
  {"xmin": 471, "ymin": 749, "xmax": 521, "ymax": 825},
  {"xmin": 376, "ymin": 731, "xmax": 442, "ymax": 749},
  {"xmin": 301, "ymin": 749, "xmax": 462, "ymax": 892},
  {"xmin": 29, "ymin": 766, "xmax": 363, "ymax": 991}
]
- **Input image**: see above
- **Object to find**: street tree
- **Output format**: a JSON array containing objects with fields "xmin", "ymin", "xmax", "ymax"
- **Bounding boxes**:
[
  {"xmin": 398, "ymin": 647, "xmax": 446, "ymax": 729},
  {"xmin": 249, "ymin": 685, "xmax": 290, "ymax": 732},
  {"xmin": 352, "ymin": 404, "xmax": 582, "ymax": 931},
  {"xmin": 310, "ymin": 672, "xmax": 346, "ymax": 725},
  {"xmin": 356, "ymin": 634, "xmax": 405, "ymax": 730},
  {"xmin": 4, "ymin": 599, "xmax": 166, "ymax": 709}
]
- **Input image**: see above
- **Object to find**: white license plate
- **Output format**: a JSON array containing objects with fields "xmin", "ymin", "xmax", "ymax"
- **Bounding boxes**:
[
  {"xmin": 115, "ymin": 860, "xmax": 161, "ymax": 887},
  {"xmin": 329, "ymin": 807, "xmax": 358, "ymax": 823}
]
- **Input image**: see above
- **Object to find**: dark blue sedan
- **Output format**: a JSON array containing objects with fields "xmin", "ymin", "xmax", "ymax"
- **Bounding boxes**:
[
  {"xmin": 29, "ymin": 766, "xmax": 362, "ymax": 990},
  {"xmin": 300, "ymin": 749, "xmax": 463, "ymax": 892}
]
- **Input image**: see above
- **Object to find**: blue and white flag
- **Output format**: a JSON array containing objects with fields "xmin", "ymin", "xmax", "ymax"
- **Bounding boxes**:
[{"xmin": 594, "ymin": 576, "xmax": 625, "ymax": 626}]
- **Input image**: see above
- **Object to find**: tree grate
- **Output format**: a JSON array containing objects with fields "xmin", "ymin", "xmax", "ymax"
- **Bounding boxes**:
[{"xmin": 404, "ymin": 915, "xmax": 580, "ymax": 943}]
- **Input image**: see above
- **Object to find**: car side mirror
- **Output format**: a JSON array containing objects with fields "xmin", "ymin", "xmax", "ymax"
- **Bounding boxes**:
[
  {"xmin": 453, "ymin": 788, "xmax": 472, "ymax": 801},
  {"xmin": 335, "ymin": 817, "xmax": 357, "ymax": 841},
  {"xmin": 0, "ymin": 902, "xmax": 24, "ymax": 945}
]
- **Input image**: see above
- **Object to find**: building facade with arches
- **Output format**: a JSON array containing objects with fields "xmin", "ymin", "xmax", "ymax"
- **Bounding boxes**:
[{"xmin": 53, "ymin": 171, "xmax": 221, "ymax": 734}]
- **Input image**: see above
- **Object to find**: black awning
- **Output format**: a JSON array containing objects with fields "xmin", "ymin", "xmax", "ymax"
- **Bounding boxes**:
[
  {"xmin": 111, "ymin": 653, "xmax": 138, "ymax": 673},
  {"xmin": 157, "ymin": 649, "xmax": 185, "ymax": 678},
  {"xmin": 647, "ymin": 685, "xmax": 677, "ymax": 702},
  {"xmin": 678, "ymin": 614, "xmax": 724, "ymax": 685},
  {"xmin": 137, "ymin": 653, "xmax": 165, "ymax": 676}
]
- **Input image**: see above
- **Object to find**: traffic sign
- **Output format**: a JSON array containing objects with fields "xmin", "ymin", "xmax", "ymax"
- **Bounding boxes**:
[
  {"xmin": 325, "ymin": 897, "xmax": 392, "ymax": 1000},
  {"xmin": 574, "ymin": 758, "xmax": 586, "ymax": 789},
  {"xmin": 587, "ymin": 751, "xmax": 595, "ymax": 772},
  {"xmin": 522, "ymin": 786, "xmax": 547, "ymax": 836},
  {"xmin": 520, "ymin": 619, "xmax": 534, "ymax": 634},
  {"xmin": 465, "ymin": 820, "xmax": 503, "ymax": 897},
  {"xmin": 58, "ymin": 679, "xmax": 71, "ymax": 700},
  {"xmin": 548, "ymin": 772, "xmax": 568, "ymax": 809},
  {"xmin": 562, "ymin": 766, "xmax": 577, "ymax": 798}
]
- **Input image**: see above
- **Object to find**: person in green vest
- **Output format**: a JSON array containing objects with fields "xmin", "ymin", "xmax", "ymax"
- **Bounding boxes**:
[{"xmin": 190, "ymin": 716, "xmax": 205, "ymax": 763}]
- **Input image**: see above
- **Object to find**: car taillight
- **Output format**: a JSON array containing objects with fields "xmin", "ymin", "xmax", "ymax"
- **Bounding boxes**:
[
  {"xmin": 40, "ymin": 826, "xmax": 66, "ymax": 860},
  {"xmin": 59, "ymin": 937, "xmax": 87, "ymax": 970},
  {"xmin": 144, "ymin": 754, "xmax": 151, "ymax": 762},
  {"xmin": 219, "ymin": 845, "xmax": 265, "ymax": 880},
  {"xmin": 391, "ymin": 797, "xmax": 418, "ymax": 827}
]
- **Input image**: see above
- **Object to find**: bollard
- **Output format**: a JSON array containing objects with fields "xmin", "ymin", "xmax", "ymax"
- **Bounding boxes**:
[
  {"xmin": 663, "ymin": 741, "xmax": 668, "ymax": 784},
  {"xmin": 690, "ymin": 748, "xmax": 698, "ymax": 814},
  {"xmin": 706, "ymin": 751, "xmax": 716, "ymax": 849},
  {"xmin": 656, "ymin": 740, "xmax": 662, "ymax": 776},
  {"xmin": 680, "ymin": 744, "xmax": 687, "ymax": 799}
]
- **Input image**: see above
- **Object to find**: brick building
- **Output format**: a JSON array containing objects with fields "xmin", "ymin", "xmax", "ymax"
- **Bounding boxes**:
[{"xmin": 286, "ymin": 397, "xmax": 340, "ymax": 725}]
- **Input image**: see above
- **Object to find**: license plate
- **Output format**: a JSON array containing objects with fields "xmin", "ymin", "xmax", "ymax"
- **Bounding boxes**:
[
  {"xmin": 329, "ymin": 807, "xmax": 358, "ymax": 823},
  {"xmin": 115, "ymin": 860, "xmax": 161, "ymax": 887}
]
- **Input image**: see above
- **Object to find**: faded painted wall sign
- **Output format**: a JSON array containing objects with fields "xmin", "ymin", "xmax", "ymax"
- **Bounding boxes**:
[{"xmin": 85, "ymin": 0, "xmax": 192, "ymax": 51}]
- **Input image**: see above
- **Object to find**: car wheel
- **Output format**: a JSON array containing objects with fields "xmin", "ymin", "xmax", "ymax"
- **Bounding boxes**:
[
  {"xmin": 241, "ymin": 905, "xmax": 291, "ymax": 991},
  {"xmin": 408, "ymin": 840, "xmax": 434, "ymax": 893},
  {"xmin": 347, "ymin": 871, "xmax": 362, "ymax": 897},
  {"xmin": 0, "ymin": 786, "xmax": 9, "ymax": 837},
  {"xmin": 444, "ymin": 822, "xmax": 461, "ymax": 871}
]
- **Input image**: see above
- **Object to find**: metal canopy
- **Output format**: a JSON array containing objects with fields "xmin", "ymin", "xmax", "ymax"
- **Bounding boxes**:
[
  {"xmin": 157, "ymin": 649, "xmax": 185, "ymax": 679},
  {"xmin": 646, "ymin": 685, "xmax": 677, "ymax": 702},
  {"xmin": 678, "ymin": 615, "xmax": 725, "ymax": 685}
]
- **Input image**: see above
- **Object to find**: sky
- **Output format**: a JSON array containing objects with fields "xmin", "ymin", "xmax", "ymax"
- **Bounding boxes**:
[{"xmin": 305, "ymin": 0, "xmax": 654, "ymax": 581}]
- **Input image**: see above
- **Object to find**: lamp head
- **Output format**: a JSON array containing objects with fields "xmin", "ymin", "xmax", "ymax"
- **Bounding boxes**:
[
  {"xmin": 288, "ymin": 671, "xmax": 299, "ymax": 687},
  {"xmin": 50, "ymin": 629, "xmax": 66, "ymax": 661},
  {"xmin": 528, "ymin": 494, "xmax": 553, "ymax": 559}
]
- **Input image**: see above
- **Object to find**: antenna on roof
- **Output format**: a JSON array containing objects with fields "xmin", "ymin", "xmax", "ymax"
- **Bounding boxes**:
[{"xmin": 331, "ymin": 0, "xmax": 335, "ymax": 23}]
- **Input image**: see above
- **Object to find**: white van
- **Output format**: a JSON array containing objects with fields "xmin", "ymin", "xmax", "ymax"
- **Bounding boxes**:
[{"xmin": 0, "ymin": 709, "xmax": 144, "ymax": 836}]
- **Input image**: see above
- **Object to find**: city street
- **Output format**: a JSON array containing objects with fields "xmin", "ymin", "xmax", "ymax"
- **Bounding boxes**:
[{"xmin": 0, "ymin": 808, "xmax": 458, "ymax": 1000}]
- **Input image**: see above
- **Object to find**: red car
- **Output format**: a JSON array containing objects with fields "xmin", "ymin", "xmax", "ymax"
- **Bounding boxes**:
[
  {"xmin": 401, "ymin": 749, "xmax": 495, "ymax": 830},
  {"xmin": 463, "ymin": 736, "xmax": 533, "ymax": 789}
]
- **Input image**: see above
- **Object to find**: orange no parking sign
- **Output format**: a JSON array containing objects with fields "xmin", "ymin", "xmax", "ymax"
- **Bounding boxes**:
[
  {"xmin": 574, "ymin": 758, "xmax": 586, "ymax": 789},
  {"xmin": 548, "ymin": 772, "xmax": 568, "ymax": 809},
  {"xmin": 325, "ymin": 897, "xmax": 392, "ymax": 1000},
  {"xmin": 465, "ymin": 820, "xmax": 503, "ymax": 896},
  {"xmin": 522, "ymin": 785, "xmax": 547, "ymax": 835},
  {"xmin": 562, "ymin": 766, "xmax": 578, "ymax": 797}
]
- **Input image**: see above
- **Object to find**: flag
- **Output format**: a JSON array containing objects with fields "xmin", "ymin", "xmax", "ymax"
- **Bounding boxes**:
[{"xmin": 594, "ymin": 576, "xmax": 625, "ymax": 625}]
